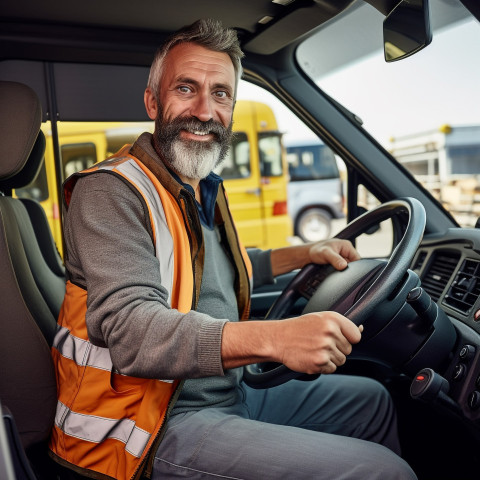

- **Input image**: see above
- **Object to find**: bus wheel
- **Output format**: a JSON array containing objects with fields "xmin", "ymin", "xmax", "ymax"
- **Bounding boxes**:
[{"xmin": 296, "ymin": 208, "xmax": 332, "ymax": 243}]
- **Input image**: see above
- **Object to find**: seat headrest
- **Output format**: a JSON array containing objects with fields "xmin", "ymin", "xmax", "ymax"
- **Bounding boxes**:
[
  {"xmin": 0, "ymin": 131, "xmax": 46, "ymax": 191},
  {"xmin": 0, "ymin": 81, "xmax": 42, "ymax": 183}
]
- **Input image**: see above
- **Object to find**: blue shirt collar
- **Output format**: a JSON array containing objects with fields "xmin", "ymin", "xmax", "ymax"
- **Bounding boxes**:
[{"xmin": 169, "ymin": 170, "xmax": 222, "ymax": 229}]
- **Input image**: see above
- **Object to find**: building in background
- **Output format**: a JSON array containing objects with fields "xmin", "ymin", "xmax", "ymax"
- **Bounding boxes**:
[{"xmin": 389, "ymin": 125, "xmax": 480, "ymax": 226}]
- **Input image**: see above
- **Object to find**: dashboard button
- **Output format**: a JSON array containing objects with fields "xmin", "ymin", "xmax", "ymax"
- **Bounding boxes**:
[
  {"xmin": 459, "ymin": 344, "xmax": 476, "ymax": 361},
  {"xmin": 453, "ymin": 363, "xmax": 466, "ymax": 381},
  {"xmin": 468, "ymin": 391, "xmax": 480, "ymax": 410}
]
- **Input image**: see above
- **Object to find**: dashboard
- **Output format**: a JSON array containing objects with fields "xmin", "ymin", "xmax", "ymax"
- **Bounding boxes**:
[
  {"xmin": 250, "ymin": 226, "xmax": 480, "ymax": 425},
  {"xmin": 414, "ymin": 228, "xmax": 480, "ymax": 422}
]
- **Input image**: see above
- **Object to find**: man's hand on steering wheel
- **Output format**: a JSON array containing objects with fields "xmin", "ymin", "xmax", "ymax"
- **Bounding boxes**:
[
  {"xmin": 222, "ymin": 238, "xmax": 364, "ymax": 379},
  {"xmin": 221, "ymin": 310, "xmax": 362, "ymax": 374},
  {"xmin": 270, "ymin": 238, "xmax": 361, "ymax": 277},
  {"xmin": 273, "ymin": 311, "xmax": 363, "ymax": 375},
  {"xmin": 307, "ymin": 238, "xmax": 361, "ymax": 271}
]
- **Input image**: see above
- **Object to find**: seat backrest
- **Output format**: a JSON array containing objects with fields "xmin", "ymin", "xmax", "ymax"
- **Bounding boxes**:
[
  {"xmin": 0, "ymin": 81, "xmax": 58, "ymax": 465},
  {"xmin": 0, "ymin": 82, "xmax": 65, "ymax": 330}
]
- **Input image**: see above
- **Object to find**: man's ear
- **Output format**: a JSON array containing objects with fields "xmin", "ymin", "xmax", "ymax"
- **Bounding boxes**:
[{"xmin": 144, "ymin": 88, "xmax": 158, "ymax": 120}]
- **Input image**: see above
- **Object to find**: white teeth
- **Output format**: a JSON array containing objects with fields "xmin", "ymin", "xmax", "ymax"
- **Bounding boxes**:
[{"xmin": 193, "ymin": 130, "xmax": 208, "ymax": 135}]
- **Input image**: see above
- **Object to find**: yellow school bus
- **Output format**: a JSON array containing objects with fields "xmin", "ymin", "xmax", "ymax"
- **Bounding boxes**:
[{"xmin": 14, "ymin": 101, "xmax": 293, "ymax": 256}]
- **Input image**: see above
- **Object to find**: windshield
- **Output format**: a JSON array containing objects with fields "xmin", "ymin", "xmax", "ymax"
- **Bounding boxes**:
[{"xmin": 297, "ymin": 0, "xmax": 480, "ymax": 228}]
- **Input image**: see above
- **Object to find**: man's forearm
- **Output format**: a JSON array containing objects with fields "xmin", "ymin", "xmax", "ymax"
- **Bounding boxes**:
[{"xmin": 270, "ymin": 244, "xmax": 312, "ymax": 277}]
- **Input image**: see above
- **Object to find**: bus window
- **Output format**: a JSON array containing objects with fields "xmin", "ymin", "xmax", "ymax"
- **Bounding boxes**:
[
  {"xmin": 287, "ymin": 144, "xmax": 339, "ymax": 181},
  {"xmin": 258, "ymin": 133, "xmax": 283, "ymax": 177},
  {"xmin": 215, "ymin": 132, "xmax": 251, "ymax": 179}
]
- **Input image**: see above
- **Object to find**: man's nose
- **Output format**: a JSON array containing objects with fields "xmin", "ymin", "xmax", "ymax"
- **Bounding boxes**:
[{"xmin": 190, "ymin": 93, "xmax": 213, "ymax": 122}]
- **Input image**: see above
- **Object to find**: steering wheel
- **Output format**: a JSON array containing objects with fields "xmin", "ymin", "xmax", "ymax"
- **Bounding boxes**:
[{"xmin": 244, "ymin": 197, "xmax": 426, "ymax": 389}]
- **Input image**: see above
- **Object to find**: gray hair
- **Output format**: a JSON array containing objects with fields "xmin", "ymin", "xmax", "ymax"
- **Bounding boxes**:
[{"xmin": 147, "ymin": 18, "xmax": 244, "ymax": 100}]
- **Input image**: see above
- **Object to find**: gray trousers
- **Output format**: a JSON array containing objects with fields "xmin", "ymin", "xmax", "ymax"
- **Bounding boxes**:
[{"xmin": 152, "ymin": 375, "xmax": 417, "ymax": 479}]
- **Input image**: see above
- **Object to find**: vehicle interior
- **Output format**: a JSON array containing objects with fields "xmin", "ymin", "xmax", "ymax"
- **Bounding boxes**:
[{"xmin": 1, "ymin": 0, "xmax": 480, "ymax": 479}]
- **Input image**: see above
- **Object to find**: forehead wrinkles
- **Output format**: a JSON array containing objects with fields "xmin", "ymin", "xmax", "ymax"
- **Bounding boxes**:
[{"xmin": 163, "ymin": 44, "xmax": 235, "ymax": 87}]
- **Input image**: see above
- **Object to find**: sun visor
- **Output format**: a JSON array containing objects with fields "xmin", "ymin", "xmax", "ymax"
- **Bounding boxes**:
[{"xmin": 243, "ymin": 0, "xmax": 356, "ymax": 55}]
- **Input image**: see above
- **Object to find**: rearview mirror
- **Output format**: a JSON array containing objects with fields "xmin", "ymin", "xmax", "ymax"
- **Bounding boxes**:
[{"xmin": 383, "ymin": 0, "xmax": 432, "ymax": 62}]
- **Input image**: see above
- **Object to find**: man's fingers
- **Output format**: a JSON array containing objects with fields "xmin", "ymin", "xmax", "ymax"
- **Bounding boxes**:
[
  {"xmin": 322, "ymin": 249, "xmax": 348, "ymax": 270},
  {"xmin": 281, "ymin": 312, "xmax": 362, "ymax": 375},
  {"xmin": 330, "ymin": 348, "xmax": 347, "ymax": 367},
  {"xmin": 337, "ymin": 314, "xmax": 363, "ymax": 345}
]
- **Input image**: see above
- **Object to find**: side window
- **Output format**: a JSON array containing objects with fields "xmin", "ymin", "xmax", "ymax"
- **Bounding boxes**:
[
  {"xmin": 258, "ymin": 133, "xmax": 283, "ymax": 177},
  {"xmin": 215, "ymin": 132, "xmax": 251, "ymax": 179}
]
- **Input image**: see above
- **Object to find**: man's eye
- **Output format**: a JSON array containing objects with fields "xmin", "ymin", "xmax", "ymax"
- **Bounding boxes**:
[
  {"xmin": 178, "ymin": 86, "xmax": 191, "ymax": 93},
  {"xmin": 215, "ymin": 91, "xmax": 229, "ymax": 99}
]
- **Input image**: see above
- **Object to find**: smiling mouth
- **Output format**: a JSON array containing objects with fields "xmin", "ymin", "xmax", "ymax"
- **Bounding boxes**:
[{"xmin": 181, "ymin": 128, "xmax": 215, "ymax": 141}]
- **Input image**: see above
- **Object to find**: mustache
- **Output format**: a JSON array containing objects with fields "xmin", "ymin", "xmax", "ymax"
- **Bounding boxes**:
[{"xmin": 158, "ymin": 116, "xmax": 231, "ymax": 144}]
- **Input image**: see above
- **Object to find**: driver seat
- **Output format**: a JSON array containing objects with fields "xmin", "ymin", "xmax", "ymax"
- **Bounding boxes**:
[{"xmin": 0, "ymin": 80, "xmax": 62, "ymax": 478}]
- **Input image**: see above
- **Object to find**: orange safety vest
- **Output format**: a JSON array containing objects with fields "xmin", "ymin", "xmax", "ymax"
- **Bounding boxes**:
[{"xmin": 49, "ymin": 143, "xmax": 252, "ymax": 480}]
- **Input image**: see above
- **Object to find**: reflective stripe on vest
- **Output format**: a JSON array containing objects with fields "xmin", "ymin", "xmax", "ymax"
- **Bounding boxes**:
[
  {"xmin": 54, "ymin": 401, "xmax": 150, "ymax": 458},
  {"xmin": 53, "ymin": 324, "xmax": 174, "ymax": 382}
]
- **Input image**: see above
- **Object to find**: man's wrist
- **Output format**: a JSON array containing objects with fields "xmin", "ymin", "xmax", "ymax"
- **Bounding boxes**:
[
  {"xmin": 221, "ymin": 320, "xmax": 277, "ymax": 369},
  {"xmin": 270, "ymin": 243, "xmax": 312, "ymax": 276}
]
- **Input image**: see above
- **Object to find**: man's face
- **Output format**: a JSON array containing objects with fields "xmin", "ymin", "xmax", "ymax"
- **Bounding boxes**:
[{"xmin": 152, "ymin": 43, "xmax": 236, "ymax": 181}]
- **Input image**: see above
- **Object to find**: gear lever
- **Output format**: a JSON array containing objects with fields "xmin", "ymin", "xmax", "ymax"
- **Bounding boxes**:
[{"xmin": 410, "ymin": 367, "xmax": 460, "ymax": 413}]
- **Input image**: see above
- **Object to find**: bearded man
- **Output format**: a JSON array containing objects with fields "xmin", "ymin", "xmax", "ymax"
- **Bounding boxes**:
[{"xmin": 49, "ymin": 18, "xmax": 417, "ymax": 480}]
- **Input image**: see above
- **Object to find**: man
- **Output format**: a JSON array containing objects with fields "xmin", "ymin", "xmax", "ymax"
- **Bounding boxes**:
[{"xmin": 49, "ymin": 19, "xmax": 417, "ymax": 480}]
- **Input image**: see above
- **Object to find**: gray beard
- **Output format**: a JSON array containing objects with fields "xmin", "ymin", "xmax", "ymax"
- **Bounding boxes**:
[
  {"xmin": 153, "ymin": 106, "xmax": 232, "ymax": 181},
  {"xmin": 169, "ymin": 138, "xmax": 223, "ymax": 180}
]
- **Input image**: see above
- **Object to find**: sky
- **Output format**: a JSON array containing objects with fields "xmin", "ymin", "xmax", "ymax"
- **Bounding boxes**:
[{"xmin": 237, "ymin": 19, "xmax": 480, "ymax": 149}]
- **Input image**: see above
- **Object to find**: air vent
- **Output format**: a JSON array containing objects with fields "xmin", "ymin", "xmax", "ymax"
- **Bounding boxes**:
[
  {"xmin": 421, "ymin": 252, "xmax": 461, "ymax": 302},
  {"xmin": 412, "ymin": 250, "xmax": 427, "ymax": 272},
  {"xmin": 443, "ymin": 259, "xmax": 480, "ymax": 314}
]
